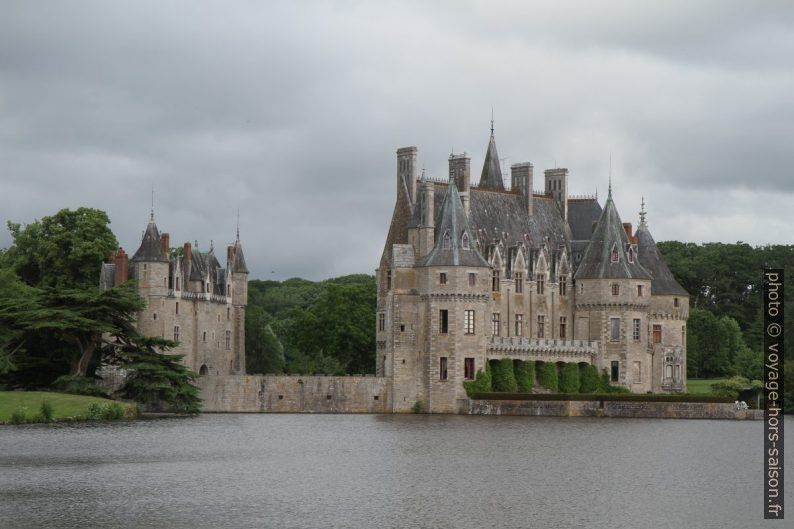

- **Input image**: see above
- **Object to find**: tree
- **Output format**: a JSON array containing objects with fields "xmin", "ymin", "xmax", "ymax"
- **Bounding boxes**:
[
  {"xmin": 2, "ymin": 208, "xmax": 117, "ymax": 288},
  {"xmin": 245, "ymin": 306, "xmax": 285, "ymax": 374},
  {"xmin": 0, "ymin": 268, "xmax": 33, "ymax": 374},
  {"xmin": 579, "ymin": 364, "xmax": 600, "ymax": 393},
  {"xmin": 0, "ymin": 282, "xmax": 145, "ymax": 378}
]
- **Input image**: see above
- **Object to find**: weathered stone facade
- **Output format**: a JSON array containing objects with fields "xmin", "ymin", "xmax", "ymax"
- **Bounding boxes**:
[
  {"xmin": 377, "ymin": 130, "xmax": 690, "ymax": 413},
  {"xmin": 100, "ymin": 216, "xmax": 248, "ymax": 376}
]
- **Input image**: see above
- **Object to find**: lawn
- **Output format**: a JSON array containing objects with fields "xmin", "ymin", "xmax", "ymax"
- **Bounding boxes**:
[
  {"xmin": 686, "ymin": 378, "xmax": 729, "ymax": 395},
  {"xmin": 0, "ymin": 391, "xmax": 134, "ymax": 423}
]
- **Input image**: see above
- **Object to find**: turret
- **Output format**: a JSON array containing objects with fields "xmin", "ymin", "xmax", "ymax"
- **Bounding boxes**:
[
  {"xmin": 130, "ymin": 216, "xmax": 169, "ymax": 295},
  {"xmin": 229, "ymin": 238, "xmax": 249, "ymax": 307}
]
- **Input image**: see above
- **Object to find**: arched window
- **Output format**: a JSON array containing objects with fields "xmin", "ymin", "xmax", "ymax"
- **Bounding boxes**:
[
  {"xmin": 199, "ymin": 364, "xmax": 208, "ymax": 376},
  {"xmin": 442, "ymin": 230, "xmax": 451, "ymax": 250},
  {"xmin": 461, "ymin": 232, "xmax": 470, "ymax": 250},
  {"xmin": 610, "ymin": 243, "xmax": 619, "ymax": 263},
  {"xmin": 627, "ymin": 247, "xmax": 635, "ymax": 263}
]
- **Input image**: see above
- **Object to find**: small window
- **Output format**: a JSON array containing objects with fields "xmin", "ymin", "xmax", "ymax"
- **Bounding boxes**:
[
  {"xmin": 632, "ymin": 318, "xmax": 641, "ymax": 342},
  {"xmin": 492, "ymin": 313, "xmax": 500, "ymax": 336},
  {"xmin": 439, "ymin": 357, "xmax": 448, "ymax": 381},
  {"xmin": 464, "ymin": 310, "xmax": 475, "ymax": 335},
  {"xmin": 400, "ymin": 324, "xmax": 405, "ymax": 332},
  {"xmin": 610, "ymin": 244, "xmax": 619, "ymax": 263},
  {"xmin": 515, "ymin": 314, "xmax": 524, "ymax": 336},
  {"xmin": 378, "ymin": 313, "xmax": 385, "ymax": 332},
  {"xmin": 386, "ymin": 270, "xmax": 392, "ymax": 290},
  {"xmin": 559, "ymin": 275, "xmax": 567, "ymax": 296},
  {"xmin": 653, "ymin": 324, "xmax": 662, "ymax": 344},
  {"xmin": 439, "ymin": 310, "xmax": 448, "ymax": 334},
  {"xmin": 609, "ymin": 317, "xmax": 620, "ymax": 342},
  {"xmin": 464, "ymin": 358, "xmax": 475, "ymax": 380},
  {"xmin": 468, "ymin": 272, "xmax": 476, "ymax": 287},
  {"xmin": 202, "ymin": 331, "xmax": 207, "ymax": 343},
  {"xmin": 611, "ymin": 361, "xmax": 619, "ymax": 382},
  {"xmin": 175, "ymin": 302, "xmax": 179, "ymax": 315},
  {"xmin": 443, "ymin": 230, "xmax": 451, "ymax": 250},
  {"xmin": 674, "ymin": 297, "xmax": 680, "ymax": 308},
  {"xmin": 492, "ymin": 270, "xmax": 500, "ymax": 292},
  {"xmin": 628, "ymin": 247, "xmax": 635, "ymax": 263},
  {"xmin": 153, "ymin": 313, "xmax": 157, "ymax": 321},
  {"xmin": 682, "ymin": 325, "xmax": 686, "ymax": 346},
  {"xmin": 225, "ymin": 330, "xmax": 231, "ymax": 350},
  {"xmin": 559, "ymin": 316, "xmax": 567, "ymax": 339},
  {"xmin": 461, "ymin": 232, "xmax": 470, "ymax": 250},
  {"xmin": 515, "ymin": 272, "xmax": 523, "ymax": 293},
  {"xmin": 612, "ymin": 284, "xmax": 620, "ymax": 296},
  {"xmin": 536, "ymin": 273, "xmax": 545, "ymax": 295},
  {"xmin": 536, "ymin": 315, "xmax": 544, "ymax": 338},
  {"xmin": 665, "ymin": 364, "xmax": 673, "ymax": 379},
  {"xmin": 637, "ymin": 285, "xmax": 643, "ymax": 297},
  {"xmin": 440, "ymin": 272, "xmax": 447, "ymax": 285},
  {"xmin": 227, "ymin": 307, "xmax": 230, "ymax": 320},
  {"xmin": 173, "ymin": 326, "xmax": 180, "ymax": 342},
  {"xmin": 175, "ymin": 277, "xmax": 180, "ymax": 291}
]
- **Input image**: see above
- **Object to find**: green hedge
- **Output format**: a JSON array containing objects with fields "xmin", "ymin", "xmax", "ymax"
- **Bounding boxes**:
[
  {"xmin": 579, "ymin": 364, "xmax": 600, "ymax": 393},
  {"xmin": 463, "ymin": 363, "xmax": 492, "ymax": 397},
  {"xmin": 513, "ymin": 360, "xmax": 535, "ymax": 393},
  {"xmin": 537, "ymin": 362, "xmax": 559, "ymax": 392},
  {"xmin": 559, "ymin": 363, "xmax": 580, "ymax": 393},
  {"xmin": 469, "ymin": 392, "xmax": 734, "ymax": 403},
  {"xmin": 491, "ymin": 358, "xmax": 518, "ymax": 392}
]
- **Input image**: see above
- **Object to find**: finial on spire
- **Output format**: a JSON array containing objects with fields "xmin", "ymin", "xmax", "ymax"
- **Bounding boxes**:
[
  {"xmin": 236, "ymin": 208, "xmax": 240, "ymax": 241},
  {"xmin": 150, "ymin": 184, "xmax": 155, "ymax": 221},
  {"xmin": 210, "ymin": 239, "xmax": 214, "ymax": 251},
  {"xmin": 490, "ymin": 106, "xmax": 494, "ymax": 136},
  {"xmin": 421, "ymin": 166, "xmax": 426, "ymax": 180},
  {"xmin": 639, "ymin": 196, "xmax": 647, "ymax": 225},
  {"xmin": 608, "ymin": 153, "xmax": 613, "ymax": 197}
]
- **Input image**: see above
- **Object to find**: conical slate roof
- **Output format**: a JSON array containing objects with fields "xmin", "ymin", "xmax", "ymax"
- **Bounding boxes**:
[
  {"xmin": 422, "ymin": 180, "xmax": 490, "ymax": 267},
  {"xmin": 636, "ymin": 222, "xmax": 688, "ymax": 296},
  {"xmin": 574, "ymin": 190, "xmax": 650, "ymax": 280},
  {"xmin": 231, "ymin": 240, "xmax": 249, "ymax": 274},
  {"xmin": 478, "ymin": 133, "xmax": 505, "ymax": 190},
  {"xmin": 131, "ymin": 220, "xmax": 167, "ymax": 262}
]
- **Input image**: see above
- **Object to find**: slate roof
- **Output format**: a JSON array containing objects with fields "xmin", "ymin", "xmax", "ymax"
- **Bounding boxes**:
[
  {"xmin": 636, "ymin": 222, "xmax": 688, "ymax": 296},
  {"xmin": 231, "ymin": 240, "xmax": 249, "ymax": 274},
  {"xmin": 574, "ymin": 190, "xmax": 651, "ymax": 280},
  {"xmin": 422, "ymin": 181, "xmax": 490, "ymax": 267},
  {"xmin": 568, "ymin": 198, "xmax": 602, "ymax": 241},
  {"xmin": 478, "ymin": 133, "xmax": 505, "ymax": 190},
  {"xmin": 131, "ymin": 220, "xmax": 167, "ymax": 262},
  {"xmin": 188, "ymin": 248, "xmax": 222, "ymax": 281}
]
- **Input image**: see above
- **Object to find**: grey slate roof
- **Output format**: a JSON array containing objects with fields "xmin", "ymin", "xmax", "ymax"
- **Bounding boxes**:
[
  {"xmin": 636, "ymin": 223, "xmax": 688, "ymax": 296},
  {"xmin": 188, "ymin": 249, "xmax": 222, "ymax": 281},
  {"xmin": 422, "ymin": 181, "xmax": 490, "ymax": 267},
  {"xmin": 568, "ymin": 198, "xmax": 602, "ymax": 241},
  {"xmin": 478, "ymin": 134, "xmax": 505, "ymax": 190},
  {"xmin": 574, "ymin": 191, "xmax": 651, "ymax": 280},
  {"xmin": 231, "ymin": 240, "xmax": 249, "ymax": 274},
  {"xmin": 131, "ymin": 220, "xmax": 167, "ymax": 262}
]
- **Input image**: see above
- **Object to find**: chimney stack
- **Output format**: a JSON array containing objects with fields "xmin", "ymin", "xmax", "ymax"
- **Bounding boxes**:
[
  {"xmin": 449, "ymin": 153, "xmax": 471, "ymax": 216},
  {"xmin": 396, "ymin": 146, "xmax": 418, "ymax": 205},
  {"xmin": 113, "ymin": 248, "xmax": 129, "ymax": 286},
  {"xmin": 511, "ymin": 162, "xmax": 534, "ymax": 216},
  {"xmin": 161, "ymin": 232, "xmax": 170, "ymax": 259}
]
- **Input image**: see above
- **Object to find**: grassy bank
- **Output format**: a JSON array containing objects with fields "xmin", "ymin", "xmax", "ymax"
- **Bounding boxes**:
[
  {"xmin": 0, "ymin": 391, "xmax": 137, "ymax": 424},
  {"xmin": 686, "ymin": 378, "xmax": 730, "ymax": 395}
]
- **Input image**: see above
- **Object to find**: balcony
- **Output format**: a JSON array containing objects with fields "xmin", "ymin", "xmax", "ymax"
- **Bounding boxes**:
[{"xmin": 487, "ymin": 336, "xmax": 597, "ymax": 362}]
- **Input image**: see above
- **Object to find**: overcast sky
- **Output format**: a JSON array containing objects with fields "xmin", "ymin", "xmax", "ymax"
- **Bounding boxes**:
[{"xmin": 1, "ymin": 1, "xmax": 793, "ymax": 280}]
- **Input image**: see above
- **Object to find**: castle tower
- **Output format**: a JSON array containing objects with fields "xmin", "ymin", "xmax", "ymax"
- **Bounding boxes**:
[
  {"xmin": 573, "ymin": 186, "xmax": 652, "ymax": 391},
  {"xmin": 635, "ymin": 199, "xmax": 689, "ymax": 392},
  {"xmin": 545, "ymin": 168, "xmax": 569, "ymax": 221},
  {"xmin": 228, "ymin": 233, "xmax": 249, "ymax": 374},
  {"xmin": 130, "ymin": 214, "xmax": 170, "ymax": 338}
]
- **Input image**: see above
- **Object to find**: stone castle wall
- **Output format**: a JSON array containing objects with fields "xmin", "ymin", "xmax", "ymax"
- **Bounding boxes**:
[{"xmin": 199, "ymin": 375, "xmax": 392, "ymax": 413}]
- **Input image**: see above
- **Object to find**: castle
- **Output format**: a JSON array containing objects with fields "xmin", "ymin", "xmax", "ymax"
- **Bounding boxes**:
[
  {"xmin": 376, "ymin": 128, "xmax": 689, "ymax": 413},
  {"xmin": 100, "ymin": 213, "xmax": 248, "ymax": 376}
]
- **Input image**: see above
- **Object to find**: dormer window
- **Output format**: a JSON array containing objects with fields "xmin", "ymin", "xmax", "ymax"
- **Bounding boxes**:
[
  {"xmin": 442, "ymin": 230, "xmax": 451, "ymax": 250},
  {"xmin": 461, "ymin": 232, "xmax": 470, "ymax": 250},
  {"xmin": 610, "ymin": 243, "xmax": 619, "ymax": 263},
  {"xmin": 627, "ymin": 247, "xmax": 635, "ymax": 263}
]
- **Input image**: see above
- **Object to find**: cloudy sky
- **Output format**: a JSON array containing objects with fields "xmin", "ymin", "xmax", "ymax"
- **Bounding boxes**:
[{"xmin": 1, "ymin": 1, "xmax": 792, "ymax": 280}]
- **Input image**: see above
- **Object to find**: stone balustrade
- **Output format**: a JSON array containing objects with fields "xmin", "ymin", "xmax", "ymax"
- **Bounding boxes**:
[{"xmin": 487, "ymin": 336, "xmax": 597, "ymax": 362}]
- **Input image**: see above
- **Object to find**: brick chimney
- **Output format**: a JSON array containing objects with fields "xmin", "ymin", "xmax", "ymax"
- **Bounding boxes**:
[
  {"xmin": 511, "ymin": 162, "xmax": 534, "ymax": 216},
  {"xmin": 161, "ymin": 232, "xmax": 170, "ymax": 259},
  {"xmin": 227, "ymin": 245, "xmax": 235, "ymax": 268},
  {"xmin": 113, "ymin": 248, "xmax": 129, "ymax": 286},
  {"xmin": 623, "ymin": 223, "xmax": 637, "ymax": 244}
]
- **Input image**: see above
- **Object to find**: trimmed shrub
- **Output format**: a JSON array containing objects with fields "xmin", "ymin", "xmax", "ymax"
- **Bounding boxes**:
[
  {"xmin": 537, "ymin": 362, "xmax": 559, "ymax": 392},
  {"xmin": 559, "ymin": 363, "xmax": 580, "ymax": 393},
  {"xmin": 711, "ymin": 376, "xmax": 750, "ymax": 399},
  {"xmin": 514, "ymin": 360, "xmax": 535, "ymax": 393},
  {"xmin": 491, "ymin": 358, "xmax": 518, "ymax": 392},
  {"xmin": 468, "ymin": 392, "xmax": 734, "ymax": 403},
  {"xmin": 86, "ymin": 402, "xmax": 125, "ymax": 421},
  {"xmin": 597, "ymin": 369, "xmax": 631, "ymax": 394},
  {"xmin": 579, "ymin": 364, "xmax": 600, "ymax": 393},
  {"xmin": 463, "ymin": 364, "xmax": 492, "ymax": 397}
]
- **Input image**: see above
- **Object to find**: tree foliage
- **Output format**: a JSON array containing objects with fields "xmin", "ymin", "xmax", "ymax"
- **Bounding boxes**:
[
  {"xmin": 537, "ymin": 362, "xmax": 559, "ymax": 392},
  {"xmin": 490, "ymin": 358, "xmax": 518, "ymax": 392},
  {"xmin": 559, "ymin": 363, "xmax": 580, "ymax": 393},
  {"xmin": 514, "ymin": 360, "xmax": 535, "ymax": 393}
]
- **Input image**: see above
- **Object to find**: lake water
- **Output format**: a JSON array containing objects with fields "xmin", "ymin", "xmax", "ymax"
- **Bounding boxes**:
[{"xmin": 1, "ymin": 414, "xmax": 791, "ymax": 529}]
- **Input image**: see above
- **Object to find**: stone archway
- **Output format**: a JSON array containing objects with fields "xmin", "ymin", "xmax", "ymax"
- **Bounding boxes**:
[{"xmin": 199, "ymin": 364, "xmax": 209, "ymax": 376}]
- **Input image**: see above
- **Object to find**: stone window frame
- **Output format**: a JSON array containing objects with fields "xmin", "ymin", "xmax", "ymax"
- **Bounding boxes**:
[
  {"xmin": 559, "ymin": 275, "xmax": 567, "ymax": 296},
  {"xmin": 439, "ymin": 272, "xmax": 447, "ymax": 285},
  {"xmin": 439, "ymin": 309, "xmax": 449, "ymax": 334},
  {"xmin": 627, "ymin": 247, "xmax": 635, "ymax": 264},
  {"xmin": 225, "ymin": 330, "xmax": 231, "ymax": 350},
  {"xmin": 536, "ymin": 314, "xmax": 544, "ymax": 338},
  {"xmin": 610, "ymin": 243, "xmax": 619, "ymax": 263},
  {"xmin": 637, "ymin": 284, "xmax": 643, "ymax": 297},
  {"xmin": 492, "ymin": 269, "xmax": 500, "ymax": 292},
  {"xmin": 463, "ymin": 309, "xmax": 475, "ymax": 335},
  {"xmin": 442, "ymin": 230, "xmax": 451, "ymax": 250},
  {"xmin": 439, "ymin": 357, "xmax": 448, "ymax": 381},
  {"xmin": 632, "ymin": 318, "xmax": 641, "ymax": 342},
  {"xmin": 611, "ymin": 283, "xmax": 620, "ymax": 296},
  {"xmin": 378, "ymin": 312, "xmax": 386, "ymax": 332},
  {"xmin": 515, "ymin": 313, "xmax": 524, "ymax": 337},
  {"xmin": 461, "ymin": 232, "xmax": 470, "ymax": 250},
  {"xmin": 536, "ymin": 273, "xmax": 545, "ymax": 295},
  {"xmin": 464, "ymin": 358, "xmax": 475, "ymax": 380},
  {"xmin": 173, "ymin": 325, "xmax": 180, "ymax": 342},
  {"xmin": 653, "ymin": 324, "xmax": 662, "ymax": 344},
  {"xmin": 514, "ymin": 272, "xmax": 523, "ymax": 293},
  {"xmin": 559, "ymin": 316, "xmax": 567, "ymax": 339},
  {"xmin": 491, "ymin": 312, "xmax": 500, "ymax": 336},
  {"xmin": 468, "ymin": 272, "xmax": 476, "ymax": 287},
  {"xmin": 609, "ymin": 317, "xmax": 620, "ymax": 342}
]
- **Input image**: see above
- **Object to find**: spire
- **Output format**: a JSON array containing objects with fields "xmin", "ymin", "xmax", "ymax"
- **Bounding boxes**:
[
  {"xmin": 422, "ymin": 180, "xmax": 489, "ymax": 268},
  {"xmin": 639, "ymin": 196, "xmax": 647, "ymax": 227},
  {"xmin": 478, "ymin": 124, "xmax": 505, "ymax": 190},
  {"xmin": 607, "ymin": 153, "xmax": 612, "ymax": 199},
  {"xmin": 236, "ymin": 208, "xmax": 240, "ymax": 241},
  {"xmin": 150, "ymin": 184, "xmax": 155, "ymax": 221},
  {"xmin": 636, "ymin": 214, "xmax": 688, "ymax": 296},
  {"xmin": 490, "ymin": 106, "xmax": 494, "ymax": 136}
]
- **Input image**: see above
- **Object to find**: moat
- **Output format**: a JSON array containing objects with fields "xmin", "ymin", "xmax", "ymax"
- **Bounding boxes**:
[{"xmin": 1, "ymin": 414, "xmax": 791, "ymax": 529}]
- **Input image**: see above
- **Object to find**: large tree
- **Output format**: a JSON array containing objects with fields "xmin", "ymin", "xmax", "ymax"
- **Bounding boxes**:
[{"xmin": 2, "ymin": 207, "xmax": 117, "ymax": 288}]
